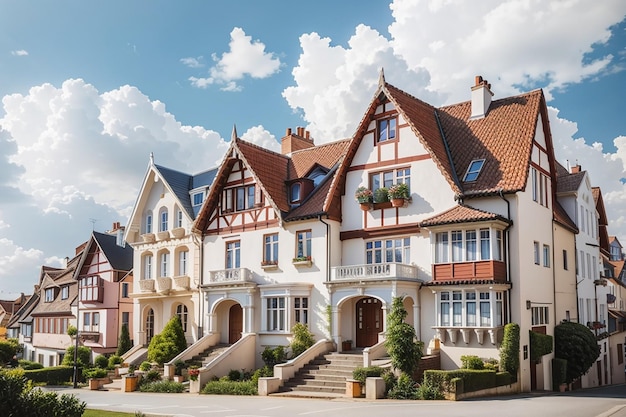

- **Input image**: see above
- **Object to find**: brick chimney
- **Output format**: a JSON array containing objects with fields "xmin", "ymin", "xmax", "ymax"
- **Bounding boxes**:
[
  {"xmin": 281, "ymin": 127, "xmax": 315, "ymax": 155},
  {"xmin": 570, "ymin": 164, "xmax": 582, "ymax": 174},
  {"xmin": 470, "ymin": 75, "xmax": 494, "ymax": 119}
]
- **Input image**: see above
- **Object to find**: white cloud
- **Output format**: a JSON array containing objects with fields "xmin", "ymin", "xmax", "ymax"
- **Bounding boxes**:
[
  {"xmin": 240, "ymin": 125, "xmax": 280, "ymax": 153},
  {"xmin": 180, "ymin": 56, "xmax": 204, "ymax": 68},
  {"xmin": 11, "ymin": 50, "xmax": 28, "ymax": 56},
  {"xmin": 0, "ymin": 79, "xmax": 229, "ymax": 296},
  {"xmin": 189, "ymin": 27, "xmax": 281, "ymax": 91}
]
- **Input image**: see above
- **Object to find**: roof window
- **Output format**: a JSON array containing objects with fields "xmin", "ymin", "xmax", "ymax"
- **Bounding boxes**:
[{"xmin": 463, "ymin": 159, "xmax": 485, "ymax": 182}]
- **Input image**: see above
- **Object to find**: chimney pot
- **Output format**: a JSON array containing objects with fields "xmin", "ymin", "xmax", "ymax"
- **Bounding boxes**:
[
  {"xmin": 305, "ymin": 130, "xmax": 310, "ymax": 140},
  {"xmin": 475, "ymin": 75, "xmax": 483, "ymax": 86},
  {"xmin": 286, "ymin": 128, "xmax": 292, "ymax": 136}
]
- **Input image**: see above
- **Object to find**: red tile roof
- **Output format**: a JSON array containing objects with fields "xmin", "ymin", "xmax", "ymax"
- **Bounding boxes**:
[{"xmin": 420, "ymin": 204, "xmax": 511, "ymax": 227}]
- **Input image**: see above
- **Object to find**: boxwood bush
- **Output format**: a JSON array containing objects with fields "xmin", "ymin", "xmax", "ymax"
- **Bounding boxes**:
[
  {"xmin": 139, "ymin": 380, "xmax": 185, "ymax": 393},
  {"xmin": 24, "ymin": 366, "xmax": 75, "ymax": 385},
  {"xmin": 201, "ymin": 379, "xmax": 257, "ymax": 395},
  {"xmin": 424, "ymin": 369, "xmax": 498, "ymax": 394}
]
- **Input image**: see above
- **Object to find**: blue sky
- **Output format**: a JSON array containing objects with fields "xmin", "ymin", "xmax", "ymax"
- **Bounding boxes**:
[{"xmin": 0, "ymin": 0, "xmax": 625, "ymax": 298}]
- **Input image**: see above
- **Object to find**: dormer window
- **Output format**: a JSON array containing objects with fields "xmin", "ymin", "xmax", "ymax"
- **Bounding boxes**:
[
  {"xmin": 463, "ymin": 159, "xmax": 485, "ymax": 182},
  {"xmin": 192, "ymin": 192, "xmax": 204, "ymax": 207},
  {"xmin": 377, "ymin": 117, "xmax": 397, "ymax": 143},
  {"xmin": 44, "ymin": 288, "xmax": 55, "ymax": 303},
  {"xmin": 307, "ymin": 166, "xmax": 328, "ymax": 187},
  {"xmin": 291, "ymin": 183, "xmax": 301, "ymax": 203}
]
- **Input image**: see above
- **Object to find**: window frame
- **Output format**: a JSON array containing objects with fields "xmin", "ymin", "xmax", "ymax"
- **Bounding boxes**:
[
  {"xmin": 436, "ymin": 289, "xmax": 504, "ymax": 328},
  {"xmin": 434, "ymin": 227, "xmax": 503, "ymax": 264},
  {"xmin": 226, "ymin": 240, "xmax": 241, "ymax": 269},
  {"xmin": 377, "ymin": 116, "xmax": 397, "ymax": 143},
  {"xmin": 44, "ymin": 288, "xmax": 55, "ymax": 303},
  {"xmin": 366, "ymin": 237, "xmax": 410, "ymax": 264},
  {"xmin": 369, "ymin": 168, "xmax": 410, "ymax": 197},
  {"xmin": 264, "ymin": 233, "xmax": 279, "ymax": 264},
  {"xmin": 463, "ymin": 159, "xmax": 485, "ymax": 182},
  {"xmin": 222, "ymin": 185, "xmax": 257, "ymax": 213},
  {"xmin": 80, "ymin": 276, "xmax": 103, "ymax": 302},
  {"xmin": 295, "ymin": 230, "xmax": 312, "ymax": 259},
  {"xmin": 159, "ymin": 208, "xmax": 168, "ymax": 232}
]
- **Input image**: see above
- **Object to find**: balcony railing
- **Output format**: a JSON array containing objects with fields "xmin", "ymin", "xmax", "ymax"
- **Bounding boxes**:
[
  {"xmin": 173, "ymin": 275, "xmax": 190, "ymax": 290},
  {"xmin": 432, "ymin": 260, "xmax": 506, "ymax": 283},
  {"xmin": 207, "ymin": 268, "xmax": 253, "ymax": 284},
  {"xmin": 157, "ymin": 277, "xmax": 172, "ymax": 294},
  {"xmin": 139, "ymin": 279, "xmax": 155, "ymax": 292},
  {"xmin": 330, "ymin": 263, "xmax": 420, "ymax": 282}
]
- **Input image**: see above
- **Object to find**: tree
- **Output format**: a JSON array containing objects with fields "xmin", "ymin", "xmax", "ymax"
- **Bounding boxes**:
[
  {"xmin": 147, "ymin": 316, "xmax": 187, "ymax": 364},
  {"xmin": 289, "ymin": 322, "xmax": 315, "ymax": 357},
  {"xmin": 385, "ymin": 297, "xmax": 423, "ymax": 376},
  {"xmin": 0, "ymin": 339, "xmax": 18, "ymax": 364},
  {"xmin": 500, "ymin": 323, "xmax": 520, "ymax": 376},
  {"xmin": 61, "ymin": 346, "xmax": 92, "ymax": 368},
  {"xmin": 555, "ymin": 321, "xmax": 600, "ymax": 383},
  {"xmin": 117, "ymin": 323, "xmax": 132, "ymax": 356}
]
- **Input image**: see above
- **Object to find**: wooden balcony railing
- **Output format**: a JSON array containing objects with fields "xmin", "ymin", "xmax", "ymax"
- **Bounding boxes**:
[{"xmin": 432, "ymin": 260, "xmax": 506, "ymax": 282}]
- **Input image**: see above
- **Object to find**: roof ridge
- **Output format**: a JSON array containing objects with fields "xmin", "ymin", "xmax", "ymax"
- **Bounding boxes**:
[
  {"xmin": 235, "ymin": 137, "xmax": 290, "ymax": 161},
  {"xmin": 439, "ymin": 88, "xmax": 543, "ymax": 110},
  {"xmin": 289, "ymin": 137, "xmax": 351, "ymax": 154}
]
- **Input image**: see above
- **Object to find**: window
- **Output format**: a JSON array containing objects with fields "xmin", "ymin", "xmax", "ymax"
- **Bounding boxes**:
[
  {"xmin": 176, "ymin": 304, "xmax": 188, "ymax": 332},
  {"xmin": 370, "ymin": 168, "xmax": 410, "ymax": 196},
  {"xmin": 226, "ymin": 241, "xmax": 241, "ymax": 269},
  {"xmin": 463, "ymin": 159, "xmax": 485, "ymax": 182},
  {"xmin": 435, "ymin": 228, "xmax": 503, "ymax": 263},
  {"xmin": 531, "ymin": 306, "xmax": 549, "ymax": 326},
  {"xmin": 290, "ymin": 183, "xmax": 301, "ymax": 203},
  {"xmin": 580, "ymin": 250, "xmax": 585, "ymax": 278},
  {"xmin": 223, "ymin": 185, "xmax": 257, "ymax": 212},
  {"xmin": 45, "ymin": 288, "xmax": 54, "ymax": 302},
  {"xmin": 176, "ymin": 209, "xmax": 183, "ymax": 228},
  {"xmin": 159, "ymin": 208, "xmax": 168, "ymax": 232},
  {"xmin": 192, "ymin": 192, "xmax": 204, "ymax": 207},
  {"xmin": 178, "ymin": 250, "xmax": 188, "ymax": 276},
  {"xmin": 61, "ymin": 286, "xmax": 69, "ymax": 300},
  {"xmin": 295, "ymin": 297, "xmax": 309, "ymax": 325},
  {"xmin": 531, "ymin": 167, "xmax": 538, "ymax": 202},
  {"xmin": 377, "ymin": 117, "xmax": 396, "ymax": 142},
  {"xmin": 145, "ymin": 213, "xmax": 153, "ymax": 234},
  {"xmin": 618, "ymin": 344, "xmax": 624, "ymax": 365},
  {"xmin": 80, "ymin": 276, "xmax": 102, "ymax": 302},
  {"xmin": 93, "ymin": 312, "xmax": 100, "ymax": 331},
  {"xmin": 122, "ymin": 311, "xmax": 130, "ymax": 328},
  {"xmin": 586, "ymin": 253, "xmax": 591, "ymax": 279},
  {"xmin": 437, "ymin": 290, "xmax": 504, "ymax": 327},
  {"xmin": 122, "ymin": 283, "xmax": 129, "ymax": 298},
  {"xmin": 534, "ymin": 241, "xmax": 540, "ymax": 265},
  {"xmin": 266, "ymin": 297, "xmax": 286, "ymax": 331},
  {"xmin": 264, "ymin": 234, "xmax": 279, "ymax": 264},
  {"xmin": 83, "ymin": 312, "xmax": 90, "ymax": 331},
  {"xmin": 144, "ymin": 255, "xmax": 153, "ymax": 280},
  {"xmin": 563, "ymin": 250, "xmax": 568, "ymax": 270},
  {"xmin": 543, "ymin": 244, "xmax": 550, "ymax": 267},
  {"xmin": 531, "ymin": 167, "xmax": 549, "ymax": 207},
  {"xmin": 159, "ymin": 252, "xmax": 169, "ymax": 277},
  {"xmin": 296, "ymin": 230, "xmax": 312, "ymax": 259},
  {"xmin": 592, "ymin": 256, "xmax": 597, "ymax": 279},
  {"xmin": 366, "ymin": 238, "xmax": 410, "ymax": 264}
]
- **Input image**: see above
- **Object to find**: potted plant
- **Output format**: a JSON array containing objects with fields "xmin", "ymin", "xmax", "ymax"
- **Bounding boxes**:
[
  {"xmin": 292, "ymin": 255, "xmax": 312, "ymax": 267},
  {"xmin": 374, "ymin": 187, "xmax": 389, "ymax": 203},
  {"xmin": 388, "ymin": 183, "xmax": 410, "ymax": 207},
  {"xmin": 188, "ymin": 366, "xmax": 200, "ymax": 381},
  {"xmin": 355, "ymin": 186, "xmax": 373, "ymax": 210}
]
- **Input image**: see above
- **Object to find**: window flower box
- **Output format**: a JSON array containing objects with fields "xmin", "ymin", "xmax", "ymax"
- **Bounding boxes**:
[
  {"xmin": 261, "ymin": 260, "xmax": 278, "ymax": 270},
  {"xmin": 292, "ymin": 256, "xmax": 312, "ymax": 267},
  {"xmin": 388, "ymin": 183, "xmax": 410, "ymax": 207},
  {"xmin": 355, "ymin": 186, "xmax": 373, "ymax": 204}
]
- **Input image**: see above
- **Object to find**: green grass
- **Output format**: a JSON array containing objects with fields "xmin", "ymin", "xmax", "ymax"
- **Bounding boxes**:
[{"xmin": 83, "ymin": 409, "xmax": 136, "ymax": 417}]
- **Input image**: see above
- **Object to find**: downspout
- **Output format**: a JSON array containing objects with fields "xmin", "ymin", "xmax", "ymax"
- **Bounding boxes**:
[
  {"xmin": 193, "ymin": 231, "xmax": 204, "ymax": 339},
  {"xmin": 499, "ymin": 190, "xmax": 513, "ymax": 324}
]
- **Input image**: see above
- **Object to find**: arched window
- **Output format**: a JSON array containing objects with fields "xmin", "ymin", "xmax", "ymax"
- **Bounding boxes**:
[
  {"xmin": 146, "ymin": 308, "xmax": 155, "ymax": 343},
  {"xmin": 176, "ymin": 304, "xmax": 188, "ymax": 333},
  {"xmin": 159, "ymin": 208, "xmax": 168, "ymax": 232},
  {"xmin": 145, "ymin": 212, "xmax": 153, "ymax": 234}
]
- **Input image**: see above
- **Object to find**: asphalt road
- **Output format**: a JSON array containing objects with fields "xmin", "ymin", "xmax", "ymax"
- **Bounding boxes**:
[{"xmin": 48, "ymin": 384, "xmax": 626, "ymax": 417}]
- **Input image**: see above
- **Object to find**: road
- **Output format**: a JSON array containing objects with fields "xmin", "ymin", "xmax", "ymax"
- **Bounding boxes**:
[{"xmin": 48, "ymin": 384, "xmax": 626, "ymax": 417}]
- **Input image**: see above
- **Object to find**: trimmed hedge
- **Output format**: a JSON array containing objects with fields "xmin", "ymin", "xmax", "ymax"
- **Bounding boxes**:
[
  {"xmin": 24, "ymin": 366, "xmax": 75, "ymax": 385},
  {"xmin": 424, "ymin": 369, "xmax": 498, "ymax": 394},
  {"xmin": 530, "ymin": 331, "xmax": 553, "ymax": 362},
  {"xmin": 201, "ymin": 380, "xmax": 257, "ymax": 395},
  {"xmin": 552, "ymin": 358, "xmax": 567, "ymax": 391}
]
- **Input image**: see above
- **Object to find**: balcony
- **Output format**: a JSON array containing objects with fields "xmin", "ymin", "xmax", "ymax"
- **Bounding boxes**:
[
  {"xmin": 173, "ymin": 275, "xmax": 190, "ymax": 290},
  {"xmin": 433, "ymin": 326, "xmax": 503, "ymax": 345},
  {"xmin": 330, "ymin": 262, "xmax": 420, "ymax": 282},
  {"xmin": 432, "ymin": 260, "xmax": 506, "ymax": 283},
  {"xmin": 207, "ymin": 268, "xmax": 253, "ymax": 285},
  {"xmin": 170, "ymin": 227, "xmax": 185, "ymax": 239},
  {"xmin": 156, "ymin": 277, "xmax": 172, "ymax": 294},
  {"xmin": 139, "ymin": 279, "xmax": 155, "ymax": 292}
]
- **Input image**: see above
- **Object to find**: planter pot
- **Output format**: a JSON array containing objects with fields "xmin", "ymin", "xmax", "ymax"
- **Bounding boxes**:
[
  {"xmin": 123, "ymin": 375, "xmax": 139, "ymax": 392},
  {"xmin": 170, "ymin": 227, "xmax": 185, "ymax": 239},
  {"xmin": 360, "ymin": 202, "xmax": 372, "ymax": 211},
  {"xmin": 391, "ymin": 198, "xmax": 406, "ymax": 208},
  {"xmin": 189, "ymin": 379, "xmax": 201, "ymax": 393},
  {"xmin": 173, "ymin": 375, "xmax": 185, "ymax": 383},
  {"xmin": 342, "ymin": 341, "xmax": 352, "ymax": 352}
]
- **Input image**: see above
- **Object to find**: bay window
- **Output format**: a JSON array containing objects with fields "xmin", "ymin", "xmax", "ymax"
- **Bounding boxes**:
[
  {"xmin": 80, "ymin": 276, "xmax": 103, "ymax": 302},
  {"xmin": 437, "ymin": 289, "xmax": 505, "ymax": 328},
  {"xmin": 261, "ymin": 286, "xmax": 311, "ymax": 333},
  {"xmin": 434, "ymin": 227, "xmax": 503, "ymax": 263}
]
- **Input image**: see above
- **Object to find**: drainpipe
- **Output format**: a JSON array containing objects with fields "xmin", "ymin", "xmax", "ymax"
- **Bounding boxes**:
[
  {"xmin": 193, "ymin": 232, "xmax": 204, "ymax": 339},
  {"xmin": 498, "ymin": 190, "xmax": 513, "ymax": 324}
]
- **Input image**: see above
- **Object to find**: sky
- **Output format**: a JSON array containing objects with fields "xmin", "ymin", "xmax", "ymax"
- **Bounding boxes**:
[{"xmin": 0, "ymin": 0, "xmax": 625, "ymax": 299}]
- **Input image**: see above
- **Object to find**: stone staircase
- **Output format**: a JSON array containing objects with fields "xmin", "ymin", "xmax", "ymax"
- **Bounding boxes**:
[
  {"xmin": 278, "ymin": 352, "xmax": 363, "ymax": 396},
  {"xmin": 187, "ymin": 343, "xmax": 231, "ymax": 367}
]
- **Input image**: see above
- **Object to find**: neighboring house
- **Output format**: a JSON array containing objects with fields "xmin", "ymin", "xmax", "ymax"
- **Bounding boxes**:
[
  {"xmin": 124, "ymin": 155, "xmax": 218, "ymax": 348},
  {"xmin": 0, "ymin": 293, "xmax": 26, "ymax": 337},
  {"xmin": 72, "ymin": 223, "xmax": 134, "ymax": 358},
  {"xmin": 28, "ymin": 251, "xmax": 83, "ymax": 367},
  {"xmin": 6, "ymin": 291, "xmax": 37, "ymax": 358},
  {"xmin": 556, "ymin": 164, "xmax": 610, "ymax": 388}
]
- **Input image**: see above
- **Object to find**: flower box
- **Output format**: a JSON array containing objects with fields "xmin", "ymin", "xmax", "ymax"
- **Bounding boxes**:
[{"xmin": 292, "ymin": 256, "xmax": 312, "ymax": 267}]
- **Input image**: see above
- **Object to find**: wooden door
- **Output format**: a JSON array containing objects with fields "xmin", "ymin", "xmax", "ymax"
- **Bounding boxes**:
[
  {"xmin": 356, "ymin": 298, "xmax": 382, "ymax": 348},
  {"xmin": 228, "ymin": 304, "xmax": 243, "ymax": 344}
]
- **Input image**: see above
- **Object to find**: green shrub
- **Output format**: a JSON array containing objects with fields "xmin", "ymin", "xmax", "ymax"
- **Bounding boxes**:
[
  {"xmin": 0, "ymin": 340, "xmax": 18, "ymax": 364},
  {"xmin": 555, "ymin": 321, "xmax": 600, "ymax": 383},
  {"xmin": 108, "ymin": 355, "xmax": 123, "ymax": 369},
  {"xmin": 552, "ymin": 357, "xmax": 567, "ymax": 390},
  {"xmin": 495, "ymin": 371, "xmax": 512, "ymax": 386},
  {"xmin": 0, "ymin": 369, "xmax": 85, "ymax": 417},
  {"xmin": 139, "ymin": 380, "xmax": 184, "ymax": 393},
  {"xmin": 117, "ymin": 323, "xmax": 132, "ymax": 356},
  {"xmin": 374, "ymin": 187, "xmax": 389, "ymax": 203},
  {"xmin": 24, "ymin": 366, "xmax": 75, "ymax": 385},
  {"xmin": 424, "ymin": 369, "xmax": 497, "ymax": 394},
  {"xmin": 460, "ymin": 355, "xmax": 484, "ymax": 370},
  {"xmin": 18, "ymin": 360, "xmax": 43, "ymax": 370},
  {"xmin": 83, "ymin": 368, "xmax": 108, "ymax": 379},
  {"xmin": 250, "ymin": 366, "xmax": 273, "ymax": 386},
  {"xmin": 94, "ymin": 354, "xmax": 109, "ymax": 369},
  {"xmin": 147, "ymin": 316, "xmax": 187, "ymax": 364},
  {"xmin": 139, "ymin": 361, "xmax": 152, "ymax": 371},
  {"xmin": 143, "ymin": 370, "xmax": 161, "ymax": 383},
  {"xmin": 261, "ymin": 346, "xmax": 286, "ymax": 367},
  {"xmin": 289, "ymin": 322, "xmax": 315, "ymax": 357},
  {"xmin": 499, "ymin": 323, "xmax": 520, "ymax": 377},
  {"xmin": 352, "ymin": 366, "xmax": 384, "ymax": 385},
  {"xmin": 416, "ymin": 377, "xmax": 445, "ymax": 400},
  {"xmin": 62, "ymin": 346, "xmax": 92, "ymax": 368},
  {"xmin": 228, "ymin": 369, "xmax": 242, "ymax": 381},
  {"xmin": 201, "ymin": 379, "xmax": 257, "ymax": 395},
  {"xmin": 387, "ymin": 372, "xmax": 418, "ymax": 399},
  {"xmin": 483, "ymin": 358, "xmax": 499, "ymax": 371},
  {"xmin": 530, "ymin": 331, "xmax": 553, "ymax": 362},
  {"xmin": 385, "ymin": 297, "xmax": 423, "ymax": 375}
]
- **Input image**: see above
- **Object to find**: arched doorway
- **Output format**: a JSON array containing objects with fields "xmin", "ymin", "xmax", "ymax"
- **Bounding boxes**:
[
  {"xmin": 228, "ymin": 304, "xmax": 243, "ymax": 344},
  {"xmin": 356, "ymin": 297, "xmax": 382, "ymax": 348}
]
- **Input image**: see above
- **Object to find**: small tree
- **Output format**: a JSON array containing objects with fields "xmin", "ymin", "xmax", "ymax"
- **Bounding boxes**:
[
  {"xmin": 289, "ymin": 322, "xmax": 315, "ymax": 357},
  {"xmin": 385, "ymin": 297, "xmax": 423, "ymax": 376},
  {"xmin": 62, "ymin": 346, "xmax": 92, "ymax": 368},
  {"xmin": 147, "ymin": 316, "xmax": 187, "ymax": 364},
  {"xmin": 555, "ymin": 321, "xmax": 600, "ymax": 383},
  {"xmin": 117, "ymin": 323, "xmax": 132, "ymax": 356},
  {"xmin": 499, "ymin": 323, "xmax": 520, "ymax": 377}
]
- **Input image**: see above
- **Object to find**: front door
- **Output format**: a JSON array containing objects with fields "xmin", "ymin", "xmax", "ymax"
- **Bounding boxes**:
[
  {"xmin": 228, "ymin": 304, "xmax": 243, "ymax": 344},
  {"xmin": 356, "ymin": 297, "xmax": 382, "ymax": 348}
]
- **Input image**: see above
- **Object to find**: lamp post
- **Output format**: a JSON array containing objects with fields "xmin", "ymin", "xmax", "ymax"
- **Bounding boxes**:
[{"xmin": 72, "ymin": 279, "xmax": 80, "ymax": 388}]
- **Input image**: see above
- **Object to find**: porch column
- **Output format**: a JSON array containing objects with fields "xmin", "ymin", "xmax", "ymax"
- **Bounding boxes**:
[
  {"xmin": 243, "ymin": 305, "xmax": 254, "ymax": 334},
  {"xmin": 208, "ymin": 313, "xmax": 217, "ymax": 334},
  {"xmin": 332, "ymin": 306, "xmax": 340, "ymax": 348}
]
